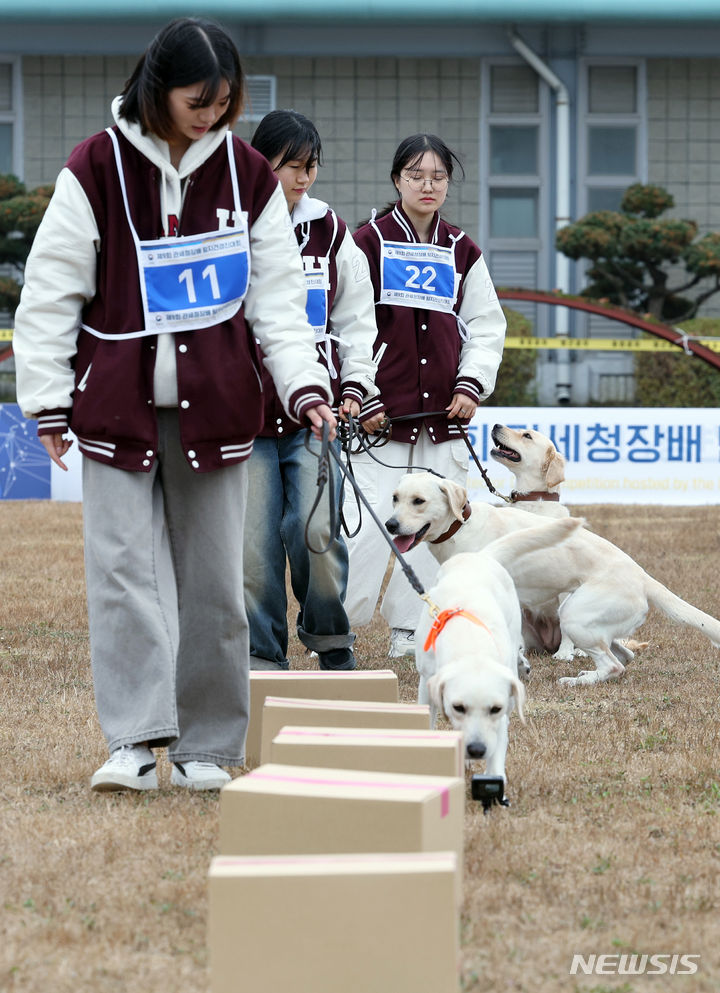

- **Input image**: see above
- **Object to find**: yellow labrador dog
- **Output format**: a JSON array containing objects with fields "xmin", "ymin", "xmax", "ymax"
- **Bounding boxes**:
[
  {"xmin": 490, "ymin": 423, "xmax": 569, "ymax": 518},
  {"xmin": 387, "ymin": 472, "xmax": 720, "ymax": 685},
  {"xmin": 491, "ymin": 423, "xmax": 575, "ymax": 656},
  {"xmin": 490, "ymin": 424, "xmax": 648, "ymax": 660},
  {"xmin": 416, "ymin": 518, "xmax": 583, "ymax": 778}
]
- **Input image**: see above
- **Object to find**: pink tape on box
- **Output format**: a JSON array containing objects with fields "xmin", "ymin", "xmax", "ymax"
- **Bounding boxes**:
[
  {"xmin": 265, "ymin": 696, "xmax": 429, "ymax": 712},
  {"xmin": 279, "ymin": 729, "xmax": 457, "ymax": 742},
  {"xmin": 249, "ymin": 770, "xmax": 451, "ymax": 818}
]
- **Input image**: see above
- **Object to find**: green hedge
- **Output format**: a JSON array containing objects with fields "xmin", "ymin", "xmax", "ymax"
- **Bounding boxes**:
[
  {"xmin": 485, "ymin": 306, "xmax": 537, "ymax": 406},
  {"xmin": 634, "ymin": 318, "xmax": 720, "ymax": 407}
]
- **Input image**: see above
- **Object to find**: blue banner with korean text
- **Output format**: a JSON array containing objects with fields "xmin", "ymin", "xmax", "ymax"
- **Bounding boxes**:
[{"xmin": 2, "ymin": 405, "xmax": 719, "ymax": 503}]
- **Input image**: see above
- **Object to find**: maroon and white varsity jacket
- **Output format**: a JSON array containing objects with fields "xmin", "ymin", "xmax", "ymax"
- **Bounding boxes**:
[
  {"xmin": 257, "ymin": 194, "xmax": 378, "ymax": 439},
  {"xmin": 354, "ymin": 203, "xmax": 506, "ymax": 446},
  {"xmin": 14, "ymin": 106, "xmax": 332, "ymax": 473}
]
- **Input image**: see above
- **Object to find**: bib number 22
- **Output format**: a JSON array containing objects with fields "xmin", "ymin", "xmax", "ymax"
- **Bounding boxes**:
[{"xmin": 405, "ymin": 264, "xmax": 437, "ymax": 293}]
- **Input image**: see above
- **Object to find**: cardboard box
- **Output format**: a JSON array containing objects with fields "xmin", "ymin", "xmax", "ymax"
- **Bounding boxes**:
[
  {"xmin": 219, "ymin": 763, "xmax": 464, "ymax": 892},
  {"xmin": 269, "ymin": 725, "xmax": 465, "ymax": 778},
  {"xmin": 259, "ymin": 696, "xmax": 430, "ymax": 765},
  {"xmin": 246, "ymin": 669, "xmax": 399, "ymax": 767},
  {"xmin": 209, "ymin": 851, "xmax": 459, "ymax": 993}
]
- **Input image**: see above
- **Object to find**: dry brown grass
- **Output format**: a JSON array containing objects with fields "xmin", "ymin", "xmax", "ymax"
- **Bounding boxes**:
[{"xmin": 1, "ymin": 500, "xmax": 719, "ymax": 992}]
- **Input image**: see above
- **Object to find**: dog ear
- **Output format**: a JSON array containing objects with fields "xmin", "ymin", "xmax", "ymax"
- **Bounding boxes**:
[
  {"xmin": 543, "ymin": 446, "xmax": 566, "ymax": 488},
  {"xmin": 437, "ymin": 478, "xmax": 469, "ymax": 521},
  {"xmin": 427, "ymin": 672, "xmax": 449, "ymax": 720},
  {"xmin": 509, "ymin": 675, "xmax": 526, "ymax": 724}
]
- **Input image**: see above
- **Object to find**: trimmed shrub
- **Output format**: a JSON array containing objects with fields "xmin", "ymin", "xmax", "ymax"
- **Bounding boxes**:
[
  {"xmin": 635, "ymin": 317, "xmax": 720, "ymax": 406},
  {"xmin": 486, "ymin": 307, "xmax": 537, "ymax": 406}
]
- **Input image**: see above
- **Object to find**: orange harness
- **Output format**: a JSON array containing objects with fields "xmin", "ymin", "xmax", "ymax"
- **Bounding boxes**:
[{"xmin": 423, "ymin": 607, "xmax": 493, "ymax": 653}]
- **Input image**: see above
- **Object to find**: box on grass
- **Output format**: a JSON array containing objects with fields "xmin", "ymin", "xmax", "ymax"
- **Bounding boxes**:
[
  {"xmin": 259, "ymin": 696, "xmax": 431, "ymax": 765},
  {"xmin": 246, "ymin": 669, "xmax": 399, "ymax": 767},
  {"xmin": 209, "ymin": 851, "xmax": 459, "ymax": 993},
  {"xmin": 219, "ymin": 762, "xmax": 465, "ymax": 891},
  {"xmin": 269, "ymin": 725, "xmax": 464, "ymax": 778}
]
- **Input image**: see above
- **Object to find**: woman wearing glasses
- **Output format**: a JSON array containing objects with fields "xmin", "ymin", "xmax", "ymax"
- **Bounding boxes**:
[{"xmin": 344, "ymin": 133, "xmax": 507, "ymax": 659}]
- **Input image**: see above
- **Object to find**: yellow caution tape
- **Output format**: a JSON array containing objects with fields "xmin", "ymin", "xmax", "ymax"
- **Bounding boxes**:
[
  {"xmin": 2, "ymin": 327, "xmax": 719, "ymax": 352},
  {"xmin": 504, "ymin": 335, "xmax": 720, "ymax": 352}
]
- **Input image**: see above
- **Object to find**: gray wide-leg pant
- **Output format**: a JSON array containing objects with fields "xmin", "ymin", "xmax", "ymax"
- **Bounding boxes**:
[{"xmin": 82, "ymin": 409, "xmax": 249, "ymax": 765}]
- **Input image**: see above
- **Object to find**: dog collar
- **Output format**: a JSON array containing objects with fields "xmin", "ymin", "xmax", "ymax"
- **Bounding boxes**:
[
  {"xmin": 510, "ymin": 490, "xmax": 560, "ymax": 503},
  {"xmin": 423, "ymin": 607, "xmax": 492, "ymax": 653},
  {"xmin": 429, "ymin": 502, "xmax": 472, "ymax": 544}
]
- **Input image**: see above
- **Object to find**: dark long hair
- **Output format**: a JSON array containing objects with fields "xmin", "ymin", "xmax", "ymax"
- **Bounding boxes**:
[
  {"xmin": 360, "ymin": 133, "xmax": 464, "ymax": 226},
  {"xmin": 119, "ymin": 18, "xmax": 244, "ymax": 140},
  {"xmin": 390, "ymin": 133, "xmax": 464, "ymax": 187},
  {"xmin": 251, "ymin": 109, "xmax": 323, "ymax": 170}
]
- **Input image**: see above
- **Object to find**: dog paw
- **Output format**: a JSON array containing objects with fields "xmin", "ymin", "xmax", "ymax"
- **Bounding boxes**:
[{"xmin": 558, "ymin": 669, "xmax": 602, "ymax": 686}]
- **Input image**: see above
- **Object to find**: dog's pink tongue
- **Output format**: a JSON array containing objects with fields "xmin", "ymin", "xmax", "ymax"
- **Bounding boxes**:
[{"xmin": 393, "ymin": 535, "xmax": 415, "ymax": 554}]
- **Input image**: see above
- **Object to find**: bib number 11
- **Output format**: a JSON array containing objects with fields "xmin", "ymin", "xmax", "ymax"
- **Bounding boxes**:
[{"xmin": 179, "ymin": 264, "xmax": 221, "ymax": 303}]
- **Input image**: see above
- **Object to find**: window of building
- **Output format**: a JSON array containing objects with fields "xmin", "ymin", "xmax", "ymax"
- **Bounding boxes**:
[
  {"xmin": 0, "ymin": 60, "xmax": 20, "ymax": 176},
  {"xmin": 578, "ymin": 59, "xmax": 647, "ymax": 392},
  {"xmin": 481, "ymin": 60, "xmax": 549, "ymax": 332},
  {"xmin": 580, "ymin": 60, "xmax": 646, "ymax": 215}
]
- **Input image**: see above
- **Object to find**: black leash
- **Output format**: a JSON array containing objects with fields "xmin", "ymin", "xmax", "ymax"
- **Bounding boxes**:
[
  {"xmin": 304, "ymin": 410, "xmax": 511, "ymax": 563},
  {"xmin": 452, "ymin": 421, "xmax": 513, "ymax": 505},
  {"xmin": 305, "ymin": 421, "xmax": 431, "ymax": 602}
]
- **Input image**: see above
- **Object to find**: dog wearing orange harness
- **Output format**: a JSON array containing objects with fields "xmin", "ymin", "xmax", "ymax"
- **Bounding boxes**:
[{"xmin": 415, "ymin": 517, "xmax": 582, "ymax": 779}]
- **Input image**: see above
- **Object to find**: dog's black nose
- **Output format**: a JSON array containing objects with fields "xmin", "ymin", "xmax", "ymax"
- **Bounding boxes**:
[
  {"xmin": 466, "ymin": 741, "xmax": 487, "ymax": 759},
  {"xmin": 385, "ymin": 517, "xmax": 399, "ymax": 535}
]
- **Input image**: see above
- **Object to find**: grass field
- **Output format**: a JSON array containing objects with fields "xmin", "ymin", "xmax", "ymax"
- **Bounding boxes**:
[{"xmin": 1, "ymin": 500, "xmax": 719, "ymax": 992}]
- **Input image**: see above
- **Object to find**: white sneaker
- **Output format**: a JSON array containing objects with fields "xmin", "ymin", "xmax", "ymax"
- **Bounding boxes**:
[
  {"xmin": 91, "ymin": 744, "xmax": 157, "ymax": 792},
  {"xmin": 171, "ymin": 761, "xmax": 231, "ymax": 791},
  {"xmin": 388, "ymin": 628, "xmax": 415, "ymax": 658}
]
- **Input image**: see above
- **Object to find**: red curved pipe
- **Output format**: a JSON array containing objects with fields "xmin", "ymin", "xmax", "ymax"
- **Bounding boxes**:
[{"xmin": 497, "ymin": 288, "xmax": 720, "ymax": 372}]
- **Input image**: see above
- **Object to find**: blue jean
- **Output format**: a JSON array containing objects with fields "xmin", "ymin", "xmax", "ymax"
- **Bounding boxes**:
[{"xmin": 244, "ymin": 431, "xmax": 355, "ymax": 670}]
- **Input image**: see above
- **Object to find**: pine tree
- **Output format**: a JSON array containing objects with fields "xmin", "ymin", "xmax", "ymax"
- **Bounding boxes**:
[{"xmin": 556, "ymin": 183, "xmax": 720, "ymax": 321}]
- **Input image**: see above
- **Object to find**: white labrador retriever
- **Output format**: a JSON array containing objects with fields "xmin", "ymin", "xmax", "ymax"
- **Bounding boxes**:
[
  {"xmin": 490, "ymin": 424, "xmax": 648, "ymax": 660},
  {"xmin": 491, "ymin": 423, "xmax": 574, "ymax": 656},
  {"xmin": 388, "ymin": 472, "xmax": 720, "ymax": 685},
  {"xmin": 490, "ymin": 423, "xmax": 569, "ymax": 517},
  {"xmin": 416, "ymin": 518, "xmax": 582, "ymax": 779}
]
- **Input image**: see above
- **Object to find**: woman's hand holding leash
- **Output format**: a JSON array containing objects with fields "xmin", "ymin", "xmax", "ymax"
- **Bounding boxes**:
[
  {"xmin": 360, "ymin": 411, "xmax": 388, "ymax": 434},
  {"xmin": 338, "ymin": 398, "xmax": 361, "ymax": 422},
  {"xmin": 446, "ymin": 393, "xmax": 477, "ymax": 421},
  {"xmin": 306, "ymin": 403, "xmax": 337, "ymax": 441}
]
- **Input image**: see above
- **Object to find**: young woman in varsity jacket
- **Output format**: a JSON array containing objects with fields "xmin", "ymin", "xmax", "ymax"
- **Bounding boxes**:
[
  {"xmin": 13, "ymin": 20, "xmax": 336, "ymax": 792},
  {"xmin": 244, "ymin": 110, "xmax": 381, "ymax": 672},
  {"xmin": 343, "ymin": 133, "xmax": 507, "ymax": 659}
]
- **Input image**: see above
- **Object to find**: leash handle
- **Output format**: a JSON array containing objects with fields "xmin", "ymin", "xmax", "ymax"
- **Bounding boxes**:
[{"xmin": 303, "ymin": 421, "xmax": 338, "ymax": 555}]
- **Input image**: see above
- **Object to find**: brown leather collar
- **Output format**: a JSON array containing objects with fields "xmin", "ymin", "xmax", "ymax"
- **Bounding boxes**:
[
  {"xmin": 430, "ymin": 502, "xmax": 472, "ymax": 544},
  {"xmin": 510, "ymin": 490, "xmax": 561, "ymax": 503}
]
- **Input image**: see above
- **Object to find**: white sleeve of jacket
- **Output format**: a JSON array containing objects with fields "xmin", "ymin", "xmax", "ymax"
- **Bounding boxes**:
[
  {"xmin": 244, "ymin": 184, "xmax": 332, "ymax": 414},
  {"xmin": 330, "ymin": 228, "xmax": 379, "ymax": 401},
  {"xmin": 456, "ymin": 254, "xmax": 507, "ymax": 400},
  {"xmin": 13, "ymin": 168, "xmax": 99, "ymax": 418}
]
